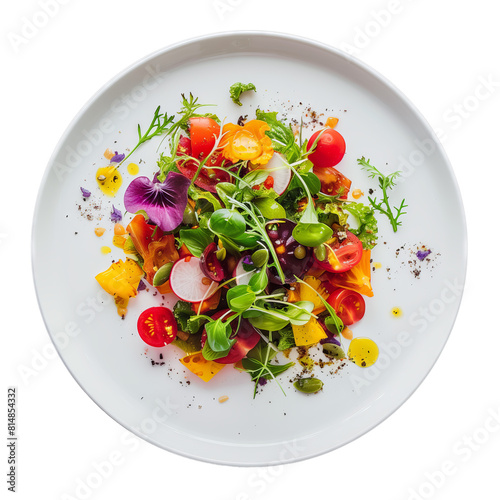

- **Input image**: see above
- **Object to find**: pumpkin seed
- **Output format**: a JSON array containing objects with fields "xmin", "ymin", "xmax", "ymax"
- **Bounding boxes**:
[
  {"xmin": 322, "ymin": 343, "xmax": 346, "ymax": 359},
  {"xmin": 152, "ymin": 262, "xmax": 174, "ymax": 287},
  {"xmin": 294, "ymin": 377, "xmax": 324, "ymax": 394}
]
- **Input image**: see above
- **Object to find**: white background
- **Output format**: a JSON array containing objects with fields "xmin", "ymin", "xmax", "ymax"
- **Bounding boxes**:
[{"xmin": 2, "ymin": 1, "xmax": 499, "ymax": 499}]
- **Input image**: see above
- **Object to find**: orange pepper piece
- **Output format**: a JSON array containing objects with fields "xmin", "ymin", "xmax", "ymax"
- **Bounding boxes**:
[
  {"xmin": 326, "ymin": 249, "xmax": 373, "ymax": 297},
  {"xmin": 142, "ymin": 235, "xmax": 179, "ymax": 285}
]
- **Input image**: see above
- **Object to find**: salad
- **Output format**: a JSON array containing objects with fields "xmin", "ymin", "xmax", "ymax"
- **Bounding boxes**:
[{"xmin": 92, "ymin": 84, "xmax": 406, "ymax": 396}]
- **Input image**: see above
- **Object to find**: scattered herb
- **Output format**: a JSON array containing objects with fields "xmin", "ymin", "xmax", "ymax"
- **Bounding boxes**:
[
  {"xmin": 229, "ymin": 82, "xmax": 256, "ymax": 106},
  {"xmin": 242, "ymin": 342, "xmax": 295, "ymax": 398},
  {"xmin": 358, "ymin": 157, "xmax": 407, "ymax": 232}
]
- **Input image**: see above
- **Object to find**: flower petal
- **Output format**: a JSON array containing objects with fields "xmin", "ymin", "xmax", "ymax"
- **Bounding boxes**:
[
  {"xmin": 416, "ymin": 249, "xmax": 432, "ymax": 261},
  {"xmin": 110, "ymin": 205, "xmax": 122, "ymax": 223},
  {"xmin": 124, "ymin": 173, "xmax": 190, "ymax": 232},
  {"xmin": 110, "ymin": 151, "xmax": 125, "ymax": 163},
  {"xmin": 80, "ymin": 187, "xmax": 91, "ymax": 198}
]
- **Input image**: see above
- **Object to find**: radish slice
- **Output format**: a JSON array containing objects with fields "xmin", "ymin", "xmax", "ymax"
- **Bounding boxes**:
[
  {"xmin": 257, "ymin": 153, "xmax": 292, "ymax": 195},
  {"xmin": 169, "ymin": 257, "xmax": 218, "ymax": 303},
  {"xmin": 233, "ymin": 256, "xmax": 255, "ymax": 286}
]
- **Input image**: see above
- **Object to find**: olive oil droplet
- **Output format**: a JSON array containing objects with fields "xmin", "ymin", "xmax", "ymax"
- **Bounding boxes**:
[
  {"xmin": 348, "ymin": 338, "xmax": 379, "ymax": 367},
  {"xmin": 127, "ymin": 163, "xmax": 139, "ymax": 175},
  {"xmin": 392, "ymin": 307, "xmax": 402, "ymax": 317},
  {"xmin": 96, "ymin": 166, "xmax": 123, "ymax": 196}
]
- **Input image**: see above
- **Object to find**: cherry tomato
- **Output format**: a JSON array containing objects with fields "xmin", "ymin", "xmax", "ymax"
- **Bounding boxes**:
[
  {"xmin": 201, "ymin": 309, "xmax": 260, "ymax": 364},
  {"xmin": 137, "ymin": 307, "xmax": 177, "ymax": 347},
  {"xmin": 189, "ymin": 117, "xmax": 221, "ymax": 160},
  {"xmin": 314, "ymin": 230, "xmax": 363, "ymax": 273},
  {"xmin": 327, "ymin": 289, "xmax": 366, "ymax": 325},
  {"xmin": 176, "ymin": 136, "xmax": 231, "ymax": 193},
  {"xmin": 313, "ymin": 166, "xmax": 351, "ymax": 199},
  {"xmin": 307, "ymin": 129, "xmax": 346, "ymax": 168}
]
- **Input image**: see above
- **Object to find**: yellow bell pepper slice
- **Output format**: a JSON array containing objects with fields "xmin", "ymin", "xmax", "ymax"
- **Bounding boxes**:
[
  {"xmin": 95, "ymin": 258, "xmax": 144, "ymax": 301},
  {"xmin": 295, "ymin": 276, "xmax": 330, "ymax": 315},
  {"xmin": 292, "ymin": 317, "xmax": 327, "ymax": 347},
  {"xmin": 179, "ymin": 351, "xmax": 225, "ymax": 382}
]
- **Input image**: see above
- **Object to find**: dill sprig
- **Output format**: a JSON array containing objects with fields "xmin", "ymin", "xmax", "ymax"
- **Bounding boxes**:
[{"xmin": 358, "ymin": 156, "xmax": 407, "ymax": 232}]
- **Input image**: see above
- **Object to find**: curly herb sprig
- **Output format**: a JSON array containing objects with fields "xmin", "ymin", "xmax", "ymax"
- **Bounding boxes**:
[
  {"xmin": 118, "ymin": 94, "xmax": 213, "ymax": 169},
  {"xmin": 358, "ymin": 156, "xmax": 407, "ymax": 232}
]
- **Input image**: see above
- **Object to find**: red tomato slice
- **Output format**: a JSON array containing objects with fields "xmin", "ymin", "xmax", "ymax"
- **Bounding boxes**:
[
  {"xmin": 327, "ymin": 288, "xmax": 366, "ymax": 325},
  {"xmin": 189, "ymin": 117, "xmax": 221, "ymax": 160},
  {"xmin": 137, "ymin": 307, "xmax": 177, "ymax": 347},
  {"xmin": 307, "ymin": 128, "xmax": 346, "ymax": 168},
  {"xmin": 314, "ymin": 230, "xmax": 363, "ymax": 273},
  {"xmin": 313, "ymin": 166, "xmax": 351, "ymax": 199},
  {"xmin": 176, "ymin": 136, "xmax": 230, "ymax": 193},
  {"xmin": 201, "ymin": 309, "xmax": 260, "ymax": 364}
]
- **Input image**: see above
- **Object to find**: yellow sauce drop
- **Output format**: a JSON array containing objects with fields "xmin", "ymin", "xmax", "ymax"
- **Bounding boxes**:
[
  {"xmin": 373, "ymin": 262, "xmax": 382, "ymax": 269},
  {"xmin": 325, "ymin": 117, "xmax": 339, "ymax": 128},
  {"xmin": 101, "ymin": 246, "xmax": 111, "ymax": 254},
  {"xmin": 298, "ymin": 355, "xmax": 315, "ymax": 370},
  {"xmin": 94, "ymin": 227, "xmax": 105, "ymax": 237},
  {"xmin": 96, "ymin": 166, "xmax": 122, "ymax": 197},
  {"xmin": 348, "ymin": 338, "xmax": 379, "ymax": 367},
  {"xmin": 127, "ymin": 162, "xmax": 139, "ymax": 175},
  {"xmin": 391, "ymin": 307, "xmax": 403, "ymax": 317},
  {"xmin": 352, "ymin": 188, "xmax": 364, "ymax": 199}
]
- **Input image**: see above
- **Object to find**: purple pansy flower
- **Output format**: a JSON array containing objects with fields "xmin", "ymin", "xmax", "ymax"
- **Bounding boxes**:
[
  {"xmin": 124, "ymin": 172, "xmax": 190, "ymax": 232},
  {"xmin": 110, "ymin": 151, "xmax": 125, "ymax": 163},
  {"xmin": 110, "ymin": 205, "xmax": 122, "ymax": 223},
  {"xmin": 416, "ymin": 249, "xmax": 432, "ymax": 261},
  {"xmin": 80, "ymin": 187, "xmax": 91, "ymax": 198}
]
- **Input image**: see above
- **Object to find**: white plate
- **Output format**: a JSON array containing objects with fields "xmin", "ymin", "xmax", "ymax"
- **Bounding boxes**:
[{"xmin": 32, "ymin": 32, "xmax": 467, "ymax": 466}]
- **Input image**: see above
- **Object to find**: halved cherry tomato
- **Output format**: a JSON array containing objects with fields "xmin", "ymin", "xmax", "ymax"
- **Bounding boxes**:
[
  {"xmin": 314, "ymin": 230, "xmax": 363, "ymax": 273},
  {"xmin": 201, "ymin": 309, "xmax": 260, "ymax": 364},
  {"xmin": 327, "ymin": 289, "xmax": 366, "ymax": 325},
  {"xmin": 307, "ymin": 128, "xmax": 346, "ymax": 168},
  {"xmin": 313, "ymin": 166, "xmax": 351, "ymax": 199},
  {"xmin": 176, "ymin": 136, "xmax": 231, "ymax": 193},
  {"xmin": 137, "ymin": 307, "xmax": 177, "ymax": 347},
  {"xmin": 189, "ymin": 117, "xmax": 221, "ymax": 160},
  {"xmin": 126, "ymin": 214, "xmax": 163, "ymax": 259}
]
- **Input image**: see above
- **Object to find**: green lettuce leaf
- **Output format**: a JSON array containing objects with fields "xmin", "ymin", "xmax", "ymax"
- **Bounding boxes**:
[
  {"xmin": 229, "ymin": 82, "xmax": 256, "ymax": 106},
  {"xmin": 345, "ymin": 202, "xmax": 378, "ymax": 249}
]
